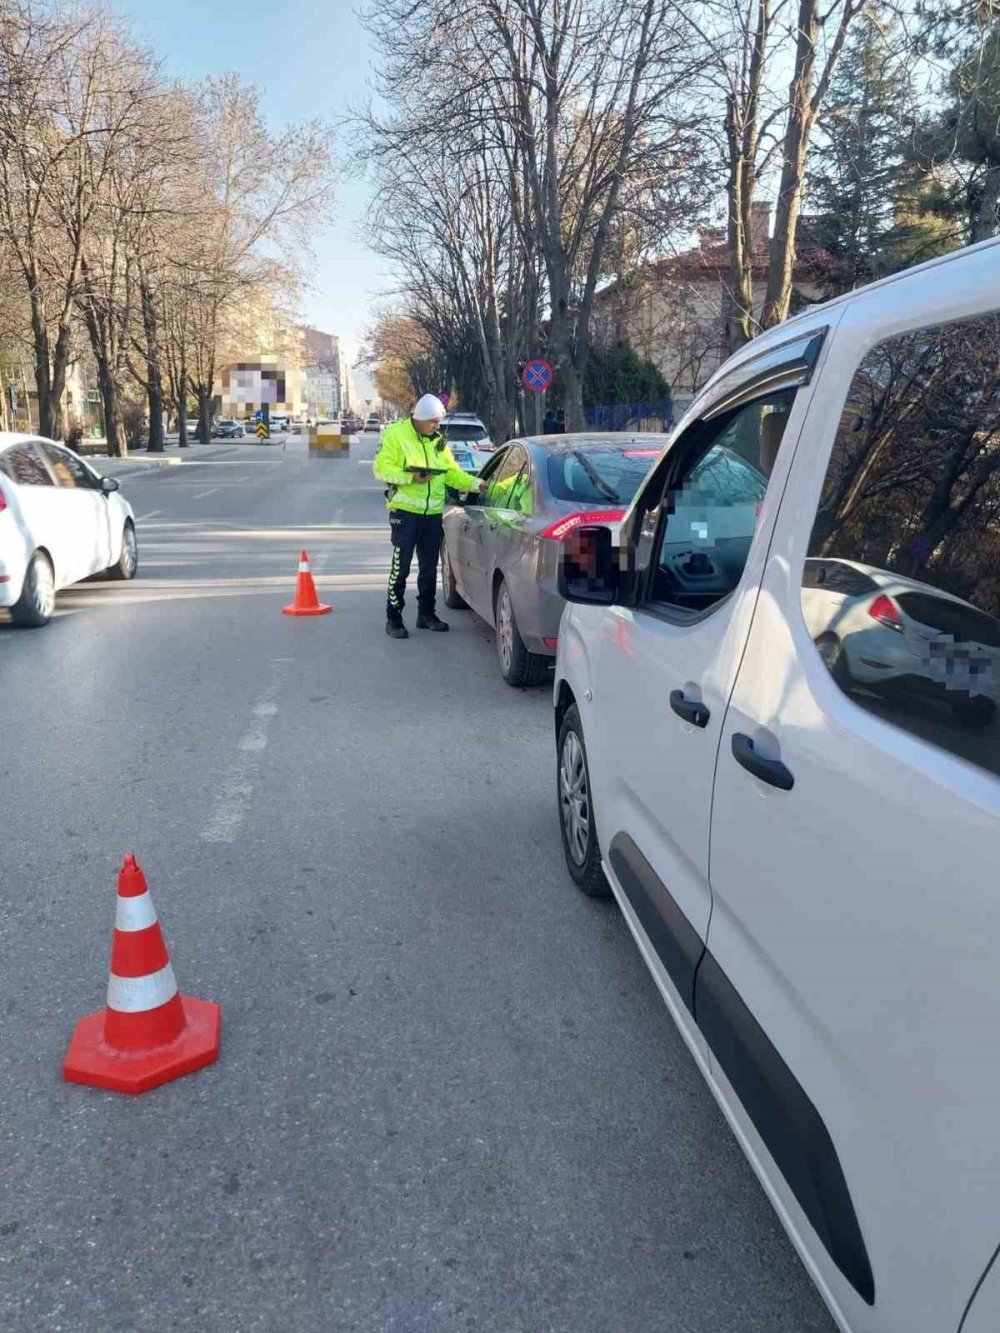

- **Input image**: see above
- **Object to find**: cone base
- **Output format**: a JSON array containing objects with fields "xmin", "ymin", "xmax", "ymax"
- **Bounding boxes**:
[
  {"xmin": 282, "ymin": 602, "xmax": 332, "ymax": 616},
  {"xmin": 63, "ymin": 995, "xmax": 221, "ymax": 1095}
]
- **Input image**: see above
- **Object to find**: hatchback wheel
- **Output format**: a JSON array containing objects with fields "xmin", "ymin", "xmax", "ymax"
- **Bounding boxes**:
[
  {"xmin": 108, "ymin": 521, "xmax": 138, "ymax": 581},
  {"xmin": 557, "ymin": 704, "xmax": 610, "ymax": 897},
  {"xmin": 10, "ymin": 550, "xmax": 55, "ymax": 627},
  {"xmin": 814, "ymin": 633, "xmax": 851, "ymax": 689},
  {"xmin": 495, "ymin": 578, "xmax": 548, "ymax": 687},
  {"xmin": 440, "ymin": 542, "xmax": 467, "ymax": 609}
]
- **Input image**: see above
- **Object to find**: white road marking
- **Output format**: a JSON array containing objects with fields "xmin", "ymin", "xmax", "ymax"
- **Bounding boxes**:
[
  {"xmin": 137, "ymin": 509, "xmax": 162, "ymax": 520},
  {"xmin": 192, "ymin": 488, "xmax": 220, "ymax": 500},
  {"xmin": 201, "ymin": 668, "xmax": 286, "ymax": 844}
]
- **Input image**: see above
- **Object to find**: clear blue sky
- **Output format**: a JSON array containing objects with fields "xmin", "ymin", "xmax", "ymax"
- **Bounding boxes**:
[{"xmin": 115, "ymin": 0, "xmax": 384, "ymax": 391}]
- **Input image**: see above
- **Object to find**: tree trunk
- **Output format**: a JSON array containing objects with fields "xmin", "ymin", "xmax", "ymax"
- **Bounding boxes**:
[
  {"xmin": 196, "ymin": 385, "xmax": 211, "ymax": 443},
  {"xmin": 142, "ymin": 282, "xmax": 165, "ymax": 452},
  {"xmin": 177, "ymin": 356, "xmax": 189, "ymax": 447},
  {"xmin": 100, "ymin": 369, "xmax": 128, "ymax": 458},
  {"xmin": 972, "ymin": 164, "xmax": 1000, "ymax": 242},
  {"xmin": 29, "ymin": 289, "xmax": 63, "ymax": 440}
]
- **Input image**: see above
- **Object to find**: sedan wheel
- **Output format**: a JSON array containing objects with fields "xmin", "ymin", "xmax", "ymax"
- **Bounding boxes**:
[
  {"xmin": 10, "ymin": 550, "xmax": 55, "ymax": 627},
  {"xmin": 441, "ymin": 542, "xmax": 467, "ymax": 610},
  {"xmin": 494, "ymin": 579, "xmax": 549, "ymax": 687}
]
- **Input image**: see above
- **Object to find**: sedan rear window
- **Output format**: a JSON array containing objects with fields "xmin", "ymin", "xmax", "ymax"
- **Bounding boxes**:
[{"xmin": 547, "ymin": 445, "xmax": 659, "ymax": 505}]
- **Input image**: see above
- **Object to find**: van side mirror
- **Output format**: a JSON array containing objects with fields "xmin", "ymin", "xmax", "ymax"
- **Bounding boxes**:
[{"xmin": 558, "ymin": 524, "xmax": 619, "ymax": 604}]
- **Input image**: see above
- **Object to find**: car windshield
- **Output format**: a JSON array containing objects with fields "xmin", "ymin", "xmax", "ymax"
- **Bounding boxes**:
[
  {"xmin": 546, "ymin": 443, "xmax": 660, "ymax": 505},
  {"xmin": 445, "ymin": 422, "xmax": 488, "ymax": 443}
]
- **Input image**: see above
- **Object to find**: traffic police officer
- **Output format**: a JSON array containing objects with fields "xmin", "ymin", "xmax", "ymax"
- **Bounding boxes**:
[{"xmin": 374, "ymin": 394, "xmax": 487, "ymax": 639}]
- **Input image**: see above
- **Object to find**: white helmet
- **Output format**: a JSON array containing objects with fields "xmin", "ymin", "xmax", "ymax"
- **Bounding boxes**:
[{"xmin": 412, "ymin": 393, "xmax": 447, "ymax": 422}]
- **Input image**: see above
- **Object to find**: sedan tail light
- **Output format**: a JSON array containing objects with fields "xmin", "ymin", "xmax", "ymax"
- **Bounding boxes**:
[
  {"xmin": 868, "ymin": 594, "xmax": 903, "ymax": 632},
  {"xmin": 540, "ymin": 508, "xmax": 625, "ymax": 540},
  {"xmin": 0, "ymin": 483, "xmax": 7, "ymax": 513}
]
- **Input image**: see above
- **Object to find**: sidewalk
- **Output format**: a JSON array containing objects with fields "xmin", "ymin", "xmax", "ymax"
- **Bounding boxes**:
[{"xmin": 95, "ymin": 442, "xmax": 245, "ymax": 478}]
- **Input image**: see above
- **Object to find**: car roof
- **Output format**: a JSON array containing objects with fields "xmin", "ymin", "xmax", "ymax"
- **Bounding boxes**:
[
  {"xmin": 509, "ymin": 431, "xmax": 670, "ymax": 454},
  {"xmin": 0, "ymin": 431, "xmax": 49, "ymax": 450}
]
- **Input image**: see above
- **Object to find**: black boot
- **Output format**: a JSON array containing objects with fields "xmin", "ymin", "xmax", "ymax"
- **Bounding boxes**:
[
  {"xmin": 385, "ymin": 614, "xmax": 409, "ymax": 639},
  {"xmin": 416, "ymin": 612, "xmax": 449, "ymax": 632}
]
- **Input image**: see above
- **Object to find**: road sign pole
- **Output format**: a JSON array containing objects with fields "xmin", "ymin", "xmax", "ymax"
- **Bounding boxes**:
[{"xmin": 534, "ymin": 389, "xmax": 542, "ymax": 437}]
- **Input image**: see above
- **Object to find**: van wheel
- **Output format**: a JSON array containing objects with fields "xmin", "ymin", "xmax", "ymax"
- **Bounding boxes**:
[
  {"xmin": 441, "ymin": 542, "xmax": 466, "ymax": 609},
  {"xmin": 107, "ymin": 521, "xmax": 137, "ymax": 580},
  {"xmin": 951, "ymin": 696, "xmax": 996, "ymax": 728},
  {"xmin": 495, "ymin": 578, "xmax": 548, "ymax": 687},
  {"xmin": 814, "ymin": 633, "xmax": 851, "ymax": 689},
  {"xmin": 557, "ymin": 704, "xmax": 610, "ymax": 898},
  {"xmin": 10, "ymin": 550, "xmax": 55, "ymax": 627}
]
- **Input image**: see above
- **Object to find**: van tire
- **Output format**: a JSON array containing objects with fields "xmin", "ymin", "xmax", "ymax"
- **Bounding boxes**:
[{"xmin": 557, "ymin": 704, "xmax": 610, "ymax": 898}]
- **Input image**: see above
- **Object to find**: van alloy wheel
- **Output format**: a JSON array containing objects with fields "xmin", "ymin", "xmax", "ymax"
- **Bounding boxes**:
[{"xmin": 560, "ymin": 730, "xmax": 590, "ymax": 865}]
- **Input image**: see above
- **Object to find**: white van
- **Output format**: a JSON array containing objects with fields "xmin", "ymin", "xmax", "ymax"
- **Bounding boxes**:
[{"xmin": 553, "ymin": 237, "xmax": 1000, "ymax": 1333}]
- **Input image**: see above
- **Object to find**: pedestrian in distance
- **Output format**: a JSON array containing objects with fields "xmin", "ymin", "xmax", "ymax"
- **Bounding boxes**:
[{"xmin": 373, "ymin": 393, "xmax": 488, "ymax": 639}]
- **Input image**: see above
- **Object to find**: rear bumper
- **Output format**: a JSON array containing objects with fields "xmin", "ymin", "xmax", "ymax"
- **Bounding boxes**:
[{"xmin": 511, "ymin": 545, "xmax": 564, "ymax": 655}]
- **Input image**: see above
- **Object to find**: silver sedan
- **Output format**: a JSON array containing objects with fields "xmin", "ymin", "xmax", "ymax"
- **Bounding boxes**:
[{"xmin": 440, "ymin": 433, "xmax": 665, "ymax": 685}]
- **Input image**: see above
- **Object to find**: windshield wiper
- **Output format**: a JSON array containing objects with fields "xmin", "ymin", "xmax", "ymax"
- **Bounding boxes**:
[{"xmin": 570, "ymin": 449, "xmax": 620, "ymax": 503}]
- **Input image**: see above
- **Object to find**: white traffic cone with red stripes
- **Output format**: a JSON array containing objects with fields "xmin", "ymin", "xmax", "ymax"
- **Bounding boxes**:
[{"xmin": 64, "ymin": 854, "xmax": 221, "ymax": 1095}]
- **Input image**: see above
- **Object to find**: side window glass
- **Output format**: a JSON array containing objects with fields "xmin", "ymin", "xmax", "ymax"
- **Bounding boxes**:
[
  {"xmin": 646, "ymin": 391, "xmax": 794, "ymax": 614},
  {"xmin": 40, "ymin": 444, "xmax": 90, "ymax": 488},
  {"xmin": 4, "ymin": 444, "xmax": 54, "ymax": 486},
  {"xmin": 801, "ymin": 311, "xmax": 1000, "ymax": 777},
  {"xmin": 485, "ymin": 449, "xmax": 526, "ymax": 508}
]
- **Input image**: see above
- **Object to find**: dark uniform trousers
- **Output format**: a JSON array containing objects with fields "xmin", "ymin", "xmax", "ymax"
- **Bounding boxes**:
[{"xmin": 387, "ymin": 510, "xmax": 443, "ymax": 619}]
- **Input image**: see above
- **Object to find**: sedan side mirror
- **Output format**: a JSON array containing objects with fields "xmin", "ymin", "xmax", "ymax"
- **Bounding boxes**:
[
  {"xmin": 100, "ymin": 476, "xmax": 120, "ymax": 494},
  {"xmin": 558, "ymin": 524, "xmax": 619, "ymax": 605}
]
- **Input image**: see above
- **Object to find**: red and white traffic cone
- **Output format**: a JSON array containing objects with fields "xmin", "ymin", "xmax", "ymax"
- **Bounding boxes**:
[
  {"xmin": 282, "ymin": 549, "xmax": 331, "ymax": 616},
  {"xmin": 63, "ymin": 854, "xmax": 221, "ymax": 1095}
]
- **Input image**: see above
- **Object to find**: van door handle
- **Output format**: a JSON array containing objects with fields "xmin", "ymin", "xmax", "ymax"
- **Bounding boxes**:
[
  {"xmin": 731, "ymin": 733, "xmax": 794, "ymax": 791},
  {"xmin": 669, "ymin": 691, "xmax": 710, "ymax": 728}
]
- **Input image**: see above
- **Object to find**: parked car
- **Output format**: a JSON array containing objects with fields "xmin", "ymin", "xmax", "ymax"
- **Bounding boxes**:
[
  {"xmin": 341, "ymin": 413, "xmax": 361, "ymax": 433},
  {"xmin": 440, "ymin": 435, "xmax": 662, "ymax": 685},
  {"xmin": 0, "ymin": 434, "xmax": 137, "ymax": 626},
  {"xmin": 800, "ymin": 557, "xmax": 1000, "ymax": 727},
  {"xmin": 552, "ymin": 236, "xmax": 1000, "ymax": 1333},
  {"xmin": 212, "ymin": 419, "xmax": 245, "ymax": 439},
  {"xmin": 441, "ymin": 412, "xmax": 495, "ymax": 473},
  {"xmin": 363, "ymin": 413, "xmax": 382, "ymax": 432}
]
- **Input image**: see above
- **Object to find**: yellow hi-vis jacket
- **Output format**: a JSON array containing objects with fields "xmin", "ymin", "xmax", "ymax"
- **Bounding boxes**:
[{"xmin": 373, "ymin": 418, "xmax": 480, "ymax": 515}]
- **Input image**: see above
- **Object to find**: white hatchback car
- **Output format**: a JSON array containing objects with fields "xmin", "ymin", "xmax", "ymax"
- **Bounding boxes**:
[
  {"xmin": 441, "ymin": 412, "xmax": 494, "ymax": 473},
  {"xmin": 553, "ymin": 238, "xmax": 1000, "ymax": 1333},
  {"xmin": 0, "ymin": 434, "xmax": 137, "ymax": 626}
]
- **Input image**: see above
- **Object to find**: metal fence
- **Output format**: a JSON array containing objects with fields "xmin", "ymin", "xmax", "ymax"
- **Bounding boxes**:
[{"xmin": 583, "ymin": 399, "xmax": 675, "ymax": 434}]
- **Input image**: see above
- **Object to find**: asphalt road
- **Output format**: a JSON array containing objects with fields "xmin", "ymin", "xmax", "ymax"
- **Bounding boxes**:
[{"xmin": 1, "ymin": 433, "xmax": 836, "ymax": 1332}]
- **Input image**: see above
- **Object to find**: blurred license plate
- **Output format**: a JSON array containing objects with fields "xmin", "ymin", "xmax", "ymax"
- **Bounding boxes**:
[{"xmin": 453, "ymin": 449, "xmax": 473, "ymax": 466}]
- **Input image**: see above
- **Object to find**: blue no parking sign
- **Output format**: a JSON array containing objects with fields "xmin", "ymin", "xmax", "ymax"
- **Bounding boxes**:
[{"xmin": 522, "ymin": 358, "xmax": 554, "ymax": 393}]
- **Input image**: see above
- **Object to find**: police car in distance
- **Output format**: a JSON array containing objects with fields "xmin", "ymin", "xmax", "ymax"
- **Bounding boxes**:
[{"xmin": 441, "ymin": 412, "xmax": 494, "ymax": 473}]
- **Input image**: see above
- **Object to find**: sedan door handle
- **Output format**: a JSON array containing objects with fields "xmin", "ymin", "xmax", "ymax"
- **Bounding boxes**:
[
  {"xmin": 669, "ymin": 690, "xmax": 710, "ymax": 728},
  {"xmin": 731, "ymin": 733, "xmax": 794, "ymax": 791}
]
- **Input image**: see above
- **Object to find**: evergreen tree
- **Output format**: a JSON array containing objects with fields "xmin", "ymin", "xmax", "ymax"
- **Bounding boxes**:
[
  {"xmin": 807, "ymin": 10, "xmax": 951, "ymax": 292},
  {"xmin": 583, "ymin": 342, "xmax": 670, "ymax": 408}
]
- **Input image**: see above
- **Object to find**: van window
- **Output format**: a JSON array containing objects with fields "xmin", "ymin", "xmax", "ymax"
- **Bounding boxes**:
[
  {"xmin": 800, "ymin": 310, "xmax": 1000, "ymax": 775},
  {"xmin": 643, "ymin": 391, "xmax": 794, "ymax": 614}
]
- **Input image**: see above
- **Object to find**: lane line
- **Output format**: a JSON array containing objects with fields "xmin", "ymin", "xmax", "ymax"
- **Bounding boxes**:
[
  {"xmin": 191, "ymin": 488, "xmax": 220, "ymax": 500},
  {"xmin": 201, "ymin": 666, "xmax": 287, "ymax": 844},
  {"xmin": 136, "ymin": 509, "xmax": 162, "ymax": 520}
]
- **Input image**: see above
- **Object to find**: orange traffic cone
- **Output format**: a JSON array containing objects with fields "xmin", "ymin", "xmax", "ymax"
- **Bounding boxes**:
[
  {"xmin": 63, "ymin": 855, "xmax": 221, "ymax": 1095},
  {"xmin": 282, "ymin": 549, "xmax": 331, "ymax": 616}
]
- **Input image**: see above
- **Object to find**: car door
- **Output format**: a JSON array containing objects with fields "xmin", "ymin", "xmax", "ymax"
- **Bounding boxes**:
[
  {"xmin": 707, "ymin": 297, "xmax": 1000, "ymax": 1332},
  {"xmin": 38, "ymin": 442, "xmax": 112, "ymax": 578},
  {"xmin": 455, "ymin": 447, "xmax": 521, "ymax": 618},
  {"xmin": 479, "ymin": 444, "xmax": 532, "ymax": 617},
  {"xmin": 585, "ymin": 334, "xmax": 824, "ymax": 1024}
]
